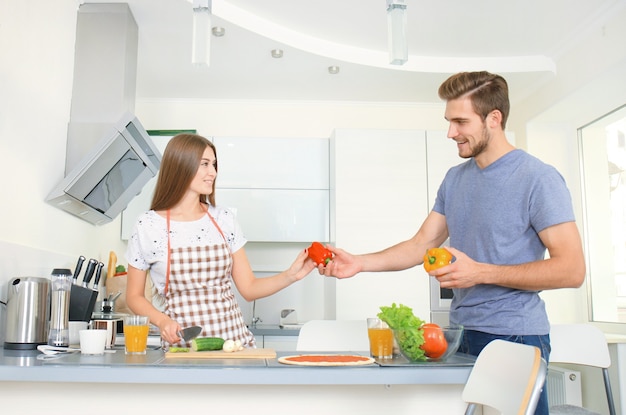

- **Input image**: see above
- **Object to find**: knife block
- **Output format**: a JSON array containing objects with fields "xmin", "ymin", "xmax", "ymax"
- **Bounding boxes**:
[{"xmin": 69, "ymin": 285, "xmax": 98, "ymax": 322}]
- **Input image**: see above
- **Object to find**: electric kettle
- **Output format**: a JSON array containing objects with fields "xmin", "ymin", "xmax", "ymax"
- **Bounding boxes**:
[{"xmin": 4, "ymin": 277, "xmax": 51, "ymax": 350}]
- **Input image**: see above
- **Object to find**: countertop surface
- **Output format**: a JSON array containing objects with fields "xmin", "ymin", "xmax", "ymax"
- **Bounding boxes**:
[{"xmin": 0, "ymin": 346, "xmax": 475, "ymax": 386}]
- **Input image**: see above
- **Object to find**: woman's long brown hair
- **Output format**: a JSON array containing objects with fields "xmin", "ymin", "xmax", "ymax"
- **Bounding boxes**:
[{"xmin": 150, "ymin": 134, "xmax": 217, "ymax": 211}]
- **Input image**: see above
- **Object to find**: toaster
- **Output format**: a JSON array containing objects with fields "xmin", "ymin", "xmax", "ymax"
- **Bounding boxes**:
[{"xmin": 280, "ymin": 309, "xmax": 298, "ymax": 326}]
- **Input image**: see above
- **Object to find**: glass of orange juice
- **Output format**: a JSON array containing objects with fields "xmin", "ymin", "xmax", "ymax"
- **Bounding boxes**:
[
  {"xmin": 367, "ymin": 318, "xmax": 393, "ymax": 359},
  {"xmin": 124, "ymin": 315, "xmax": 150, "ymax": 355}
]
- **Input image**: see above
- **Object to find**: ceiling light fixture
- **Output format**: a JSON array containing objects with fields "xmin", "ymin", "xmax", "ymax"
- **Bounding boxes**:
[
  {"xmin": 192, "ymin": 0, "xmax": 212, "ymax": 67},
  {"xmin": 328, "ymin": 66, "xmax": 340, "ymax": 75},
  {"xmin": 212, "ymin": 26, "xmax": 225, "ymax": 37},
  {"xmin": 271, "ymin": 49, "xmax": 283, "ymax": 58},
  {"xmin": 386, "ymin": 0, "xmax": 407, "ymax": 65}
]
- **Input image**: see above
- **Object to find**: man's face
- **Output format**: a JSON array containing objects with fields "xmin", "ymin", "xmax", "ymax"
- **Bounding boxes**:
[{"xmin": 444, "ymin": 97, "xmax": 490, "ymax": 159}]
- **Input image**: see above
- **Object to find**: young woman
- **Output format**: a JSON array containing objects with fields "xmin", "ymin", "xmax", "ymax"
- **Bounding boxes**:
[{"xmin": 125, "ymin": 134, "xmax": 315, "ymax": 348}]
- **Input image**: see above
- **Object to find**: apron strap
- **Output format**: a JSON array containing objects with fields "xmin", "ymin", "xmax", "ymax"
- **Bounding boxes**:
[{"xmin": 204, "ymin": 206, "xmax": 229, "ymax": 248}]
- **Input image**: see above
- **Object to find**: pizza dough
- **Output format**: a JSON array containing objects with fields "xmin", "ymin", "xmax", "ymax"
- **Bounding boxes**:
[{"xmin": 278, "ymin": 354, "xmax": 375, "ymax": 366}]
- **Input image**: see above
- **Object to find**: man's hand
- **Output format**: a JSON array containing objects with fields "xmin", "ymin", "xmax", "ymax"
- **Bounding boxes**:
[
  {"xmin": 428, "ymin": 247, "xmax": 481, "ymax": 289},
  {"xmin": 318, "ymin": 245, "xmax": 361, "ymax": 279}
]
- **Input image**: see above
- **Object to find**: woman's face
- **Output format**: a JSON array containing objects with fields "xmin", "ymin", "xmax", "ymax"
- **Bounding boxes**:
[{"xmin": 189, "ymin": 146, "xmax": 217, "ymax": 196}]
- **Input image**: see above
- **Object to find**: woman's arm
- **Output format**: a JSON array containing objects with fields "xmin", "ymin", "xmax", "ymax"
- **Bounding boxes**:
[
  {"xmin": 126, "ymin": 265, "xmax": 181, "ymax": 344},
  {"xmin": 230, "ymin": 248, "xmax": 316, "ymax": 302}
]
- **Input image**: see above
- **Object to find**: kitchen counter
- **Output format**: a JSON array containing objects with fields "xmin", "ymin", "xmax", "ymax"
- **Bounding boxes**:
[
  {"xmin": 0, "ymin": 346, "xmax": 474, "ymax": 385},
  {"xmin": 0, "ymin": 346, "xmax": 475, "ymax": 414}
]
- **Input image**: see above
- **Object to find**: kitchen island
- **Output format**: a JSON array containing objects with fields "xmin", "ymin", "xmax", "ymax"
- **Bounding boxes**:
[{"xmin": 0, "ymin": 347, "xmax": 475, "ymax": 414}]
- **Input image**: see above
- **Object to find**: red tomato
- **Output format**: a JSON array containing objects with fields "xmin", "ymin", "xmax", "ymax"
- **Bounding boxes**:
[{"xmin": 421, "ymin": 323, "xmax": 448, "ymax": 359}]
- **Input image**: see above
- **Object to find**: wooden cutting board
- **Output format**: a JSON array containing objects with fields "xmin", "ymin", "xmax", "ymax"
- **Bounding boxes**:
[{"xmin": 165, "ymin": 348, "xmax": 276, "ymax": 359}]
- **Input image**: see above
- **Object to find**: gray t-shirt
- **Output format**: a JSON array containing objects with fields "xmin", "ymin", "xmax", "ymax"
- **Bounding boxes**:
[{"xmin": 433, "ymin": 149, "xmax": 575, "ymax": 335}]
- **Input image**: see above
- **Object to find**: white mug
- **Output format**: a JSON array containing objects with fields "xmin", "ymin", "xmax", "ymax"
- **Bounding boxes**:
[{"xmin": 79, "ymin": 329, "xmax": 107, "ymax": 355}]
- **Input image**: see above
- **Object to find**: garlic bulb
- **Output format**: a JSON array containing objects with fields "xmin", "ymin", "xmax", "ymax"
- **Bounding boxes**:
[{"xmin": 222, "ymin": 339, "xmax": 236, "ymax": 352}]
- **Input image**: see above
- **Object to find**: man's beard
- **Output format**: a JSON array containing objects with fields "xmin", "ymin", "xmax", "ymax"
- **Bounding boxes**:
[{"xmin": 460, "ymin": 125, "xmax": 490, "ymax": 159}]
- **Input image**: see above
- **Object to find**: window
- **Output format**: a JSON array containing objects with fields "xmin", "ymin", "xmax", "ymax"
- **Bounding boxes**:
[{"xmin": 579, "ymin": 104, "xmax": 626, "ymax": 323}]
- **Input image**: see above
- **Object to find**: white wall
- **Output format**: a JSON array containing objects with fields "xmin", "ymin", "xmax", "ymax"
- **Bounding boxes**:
[{"xmin": 0, "ymin": 0, "xmax": 126, "ymax": 333}]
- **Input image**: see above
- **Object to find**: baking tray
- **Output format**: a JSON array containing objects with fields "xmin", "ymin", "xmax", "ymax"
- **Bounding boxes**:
[{"xmin": 375, "ymin": 352, "xmax": 476, "ymax": 367}]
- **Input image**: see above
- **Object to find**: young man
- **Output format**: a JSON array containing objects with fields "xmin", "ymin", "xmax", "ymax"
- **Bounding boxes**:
[{"xmin": 321, "ymin": 71, "xmax": 585, "ymax": 415}]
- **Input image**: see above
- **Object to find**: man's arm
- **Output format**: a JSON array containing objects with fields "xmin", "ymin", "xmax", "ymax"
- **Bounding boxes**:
[
  {"xmin": 432, "ymin": 221, "xmax": 586, "ymax": 291},
  {"xmin": 323, "ymin": 211, "xmax": 449, "ymax": 279}
]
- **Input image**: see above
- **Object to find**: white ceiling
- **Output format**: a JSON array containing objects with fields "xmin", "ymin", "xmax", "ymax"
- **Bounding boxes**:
[{"xmin": 97, "ymin": 0, "xmax": 625, "ymax": 104}]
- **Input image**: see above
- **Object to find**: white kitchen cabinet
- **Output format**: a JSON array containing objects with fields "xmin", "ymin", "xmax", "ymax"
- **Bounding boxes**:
[
  {"xmin": 330, "ymin": 129, "xmax": 432, "ymax": 321},
  {"xmin": 212, "ymin": 136, "xmax": 329, "ymax": 189},
  {"xmin": 214, "ymin": 136, "xmax": 330, "ymax": 242},
  {"xmin": 218, "ymin": 189, "xmax": 329, "ymax": 242},
  {"xmin": 424, "ymin": 130, "xmax": 461, "ymax": 208}
]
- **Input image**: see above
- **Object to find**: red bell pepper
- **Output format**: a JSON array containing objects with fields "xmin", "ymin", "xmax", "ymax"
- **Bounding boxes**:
[{"xmin": 307, "ymin": 242, "xmax": 333, "ymax": 266}]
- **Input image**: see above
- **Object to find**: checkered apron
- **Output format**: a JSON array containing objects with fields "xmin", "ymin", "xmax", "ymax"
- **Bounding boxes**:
[{"xmin": 163, "ymin": 211, "xmax": 255, "ymax": 349}]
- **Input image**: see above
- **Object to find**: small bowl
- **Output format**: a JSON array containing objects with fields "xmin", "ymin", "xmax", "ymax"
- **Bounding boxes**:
[{"xmin": 393, "ymin": 325, "xmax": 463, "ymax": 362}]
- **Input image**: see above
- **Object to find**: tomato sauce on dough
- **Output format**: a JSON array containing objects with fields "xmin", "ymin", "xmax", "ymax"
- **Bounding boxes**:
[{"xmin": 286, "ymin": 355, "xmax": 371, "ymax": 363}]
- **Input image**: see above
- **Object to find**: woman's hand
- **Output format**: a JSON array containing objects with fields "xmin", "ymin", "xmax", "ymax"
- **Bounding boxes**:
[
  {"xmin": 158, "ymin": 316, "xmax": 182, "ymax": 344},
  {"xmin": 286, "ymin": 248, "xmax": 317, "ymax": 282}
]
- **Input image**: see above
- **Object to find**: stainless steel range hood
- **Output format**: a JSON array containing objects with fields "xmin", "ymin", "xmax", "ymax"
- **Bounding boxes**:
[{"xmin": 46, "ymin": 3, "xmax": 161, "ymax": 225}]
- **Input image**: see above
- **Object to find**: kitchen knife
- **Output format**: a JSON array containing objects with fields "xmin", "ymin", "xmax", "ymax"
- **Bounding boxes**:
[
  {"xmin": 72, "ymin": 256, "xmax": 85, "ymax": 285},
  {"xmin": 178, "ymin": 326, "xmax": 202, "ymax": 342},
  {"xmin": 92, "ymin": 262, "xmax": 104, "ymax": 291},
  {"xmin": 82, "ymin": 258, "xmax": 97, "ymax": 288}
]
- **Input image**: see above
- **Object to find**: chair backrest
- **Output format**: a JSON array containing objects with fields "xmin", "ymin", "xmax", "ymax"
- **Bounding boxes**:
[
  {"xmin": 463, "ymin": 339, "xmax": 547, "ymax": 415},
  {"xmin": 550, "ymin": 324, "xmax": 610, "ymax": 368},
  {"xmin": 296, "ymin": 320, "xmax": 370, "ymax": 351},
  {"xmin": 549, "ymin": 324, "xmax": 616, "ymax": 415}
]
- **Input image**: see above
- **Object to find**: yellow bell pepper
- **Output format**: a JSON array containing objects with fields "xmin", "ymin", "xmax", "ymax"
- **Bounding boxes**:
[{"xmin": 423, "ymin": 248, "xmax": 453, "ymax": 272}]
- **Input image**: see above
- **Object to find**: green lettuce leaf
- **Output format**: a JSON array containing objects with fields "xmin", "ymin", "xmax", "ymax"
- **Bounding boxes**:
[{"xmin": 377, "ymin": 303, "xmax": 426, "ymax": 361}]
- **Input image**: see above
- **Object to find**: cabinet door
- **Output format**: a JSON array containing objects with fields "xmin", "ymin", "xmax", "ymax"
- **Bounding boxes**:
[
  {"xmin": 425, "ymin": 130, "xmax": 463, "ymax": 208},
  {"xmin": 213, "ymin": 136, "xmax": 329, "ymax": 189},
  {"xmin": 218, "ymin": 189, "xmax": 329, "ymax": 242},
  {"xmin": 330, "ymin": 129, "xmax": 431, "ymax": 321},
  {"xmin": 214, "ymin": 136, "xmax": 330, "ymax": 242}
]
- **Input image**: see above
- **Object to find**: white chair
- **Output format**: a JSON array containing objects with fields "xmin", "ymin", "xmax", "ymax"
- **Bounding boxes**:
[
  {"xmin": 549, "ymin": 324, "xmax": 616, "ymax": 415},
  {"xmin": 463, "ymin": 339, "xmax": 547, "ymax": 415},
  {"xmin": 296, "ymin": 320, "xmax": 370, "ymax": 351}
]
